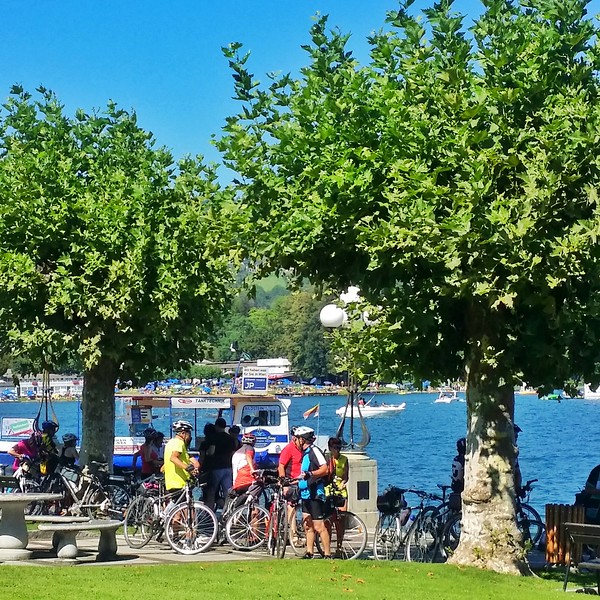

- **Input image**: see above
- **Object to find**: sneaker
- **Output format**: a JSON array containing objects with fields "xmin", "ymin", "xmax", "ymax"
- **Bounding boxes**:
[
  {"xmin": 301, "ymin": 553, "xmax": 313, "ymax": 559},
  {"xmin": 323, "ymin": 555, "xmax": 334, "ymax": 560}
]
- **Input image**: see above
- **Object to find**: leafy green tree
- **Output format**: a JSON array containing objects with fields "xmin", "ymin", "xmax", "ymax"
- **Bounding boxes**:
[
  {"xmin": 0, "ymin": 87, "xmax": 237, "ymax": 466},
  {"xmin": 272, "ymin": 291, "xmax": 330, "ymax": 380},
  {"xmin": 218, "ymin": 0, "xmax": 600, "ymax": 573}
]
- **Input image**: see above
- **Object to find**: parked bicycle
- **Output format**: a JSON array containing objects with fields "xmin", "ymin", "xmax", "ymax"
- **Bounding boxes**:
[
  {"xmin": 289, "ymin": 491, "xmax": 367, "ymax": 560},
  {"xmin": 439, "ymin": 478, "xmax": 544, "ymax": 558},
  {"xmin": 373, "ymin": 486, "xmax": 443, "ymax": 562},
  {"xmin": 265, "ymin": 475, "xmax": 294, "ymax": 559},
  {"xmin": 163, "ymin": 478, "xmax": 219, "ymax": 555},
  {"xmin": 222, "ymin": 470, "xmax": 276, "ymax": 552},
  {"xmin": 123, "ymin": 475, "xmax": 219, "ymax": 555}
]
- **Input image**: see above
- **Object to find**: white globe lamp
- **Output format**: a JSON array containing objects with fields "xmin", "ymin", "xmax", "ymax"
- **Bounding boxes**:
[{"xmin": 319, "ymin": 304, "xmax": 346, "ymax": 329}]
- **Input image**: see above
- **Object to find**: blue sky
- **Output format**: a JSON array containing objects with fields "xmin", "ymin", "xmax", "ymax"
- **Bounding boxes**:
[{"xmin": 3, "ymin": 1, "xmax": 598, "ymax": 168}]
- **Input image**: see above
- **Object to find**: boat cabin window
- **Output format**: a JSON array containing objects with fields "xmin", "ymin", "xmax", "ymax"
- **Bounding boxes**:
[{"xmin": 240, "ymin": 405, "xmax": 281, "ymax": 427}]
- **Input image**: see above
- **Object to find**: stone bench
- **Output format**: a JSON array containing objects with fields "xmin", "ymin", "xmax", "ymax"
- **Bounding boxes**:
[
  {"xmin": 26, "ymin": 515, "xmax": 91, "ymax": 523},
  {"xmin": 37, "ymin": 519, "xmax": 121, "ymax": 560}
]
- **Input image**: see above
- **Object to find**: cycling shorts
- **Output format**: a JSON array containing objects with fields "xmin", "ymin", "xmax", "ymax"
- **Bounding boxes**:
[{"xmin": 301, "ymin": 498, "xmax": 325, "ymax": 520}]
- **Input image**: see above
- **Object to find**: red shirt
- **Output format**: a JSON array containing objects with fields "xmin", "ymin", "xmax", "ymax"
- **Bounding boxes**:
[{"xmin": 278, "ymin": 442, "xmax": 302, "ymax": 478}]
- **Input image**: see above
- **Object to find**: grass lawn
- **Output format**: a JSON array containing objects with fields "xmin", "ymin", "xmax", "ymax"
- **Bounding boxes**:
[{"xmin": 0, "ymin": 560, "xmax": 574, "ymax": 600}]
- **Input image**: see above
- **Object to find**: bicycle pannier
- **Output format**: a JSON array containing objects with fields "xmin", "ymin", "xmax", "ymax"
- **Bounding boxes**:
[{"xmin": 376, "ymin": 486, "xmax": 405, "ymax": 514}]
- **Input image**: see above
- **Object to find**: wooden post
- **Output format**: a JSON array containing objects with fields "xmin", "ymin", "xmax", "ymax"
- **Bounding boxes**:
[{"xmin": 545, "ymin": 504, "xmax": 585, "ymax": 565}]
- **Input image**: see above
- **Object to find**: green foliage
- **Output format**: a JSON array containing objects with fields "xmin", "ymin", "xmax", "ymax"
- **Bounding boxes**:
[
  {"xmin": 211, "ymin": 288, "xmax": 331, "ymax": 379},
  {"xmin": 219, "ymin": 0, "xmax": 600, "ymax": 392},
  {"xmin": 0, "ymin": 86, "xmax": 238, "ymax": 380}
]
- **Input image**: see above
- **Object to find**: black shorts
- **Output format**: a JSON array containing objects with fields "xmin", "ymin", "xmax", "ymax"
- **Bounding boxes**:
[{"xmin": 301, "ymin": 498, "xmax": 325, "ymax": 520}]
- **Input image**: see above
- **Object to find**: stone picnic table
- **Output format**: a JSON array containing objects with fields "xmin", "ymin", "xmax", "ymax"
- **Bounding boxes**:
[{"xmin": 0, "ymin": 492, "xmax": 63, "ymax": 560}]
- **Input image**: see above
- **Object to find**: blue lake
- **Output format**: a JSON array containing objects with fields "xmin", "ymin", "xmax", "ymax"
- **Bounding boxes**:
[{"xmin": 0, "ymin": 391, "xmax": 591, "ymax": 517}]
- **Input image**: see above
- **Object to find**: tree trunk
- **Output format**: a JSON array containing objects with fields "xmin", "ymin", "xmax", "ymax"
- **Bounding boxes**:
[
  {"xmin": 79, "ymin": 356, "xmax": 118, "ymax": 470},
  {"xmin": 448, "ymin": 360, "xmax": 529, "ymax": 574}
]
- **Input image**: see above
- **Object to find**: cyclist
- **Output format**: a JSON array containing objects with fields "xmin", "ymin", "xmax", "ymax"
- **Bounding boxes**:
[
  {"xmin": 295, "ymin": 425, "xmax": 331, "ymax": 559},
  {"xmin": 153, "ymin": 431, "xmax": 165, "ymax": 460},
  {"xmin": 132, "ymin": 428, "xmax": 163, "ymax": 475},
  {"xmin": 325, "ymin": 437, "xmax": 349, "ymax": 557},
  {"xmin": 8, "ymin": 433, "xmax": 40, "ymax": 472},
  {"xmin": 59, "ymin": 433, "xmax": 79, "ymax": 467},
  {"xmin": 232, "ymin": 433, "xmax": 258, "ymax": 491},
  {"xmin": 449, "ymin": 436, "xmax": 466, "ymax": 511},
  {"xmin": 278, "ymin": 426, "xmax": 303, "ymax": 481},
  {"xmin": 513, "ymin": 424, "xmax": 523, "ymax": 495},
  {"xmin": 575, "ymin": 464, "xmax": 600, "ymax": 524},
  {"xmin": 225, "ymin": 433, "xmax": 264, "ymax": 514},
  {"xmin": 164, "ymin": 420, "xmax": 199, "ymax": 503},
  {"xmin": 278, "ymin": 427, "xmax": 303, "ymax": 541},
  {"xmin": 229, "ymin": 425, "xmax": 242, "ymax": 450},
  {"xmin": 204, "ymin": 417, "xmax": 236, "ymax": 511},
  {"xmin": 325, "ymin": 437, "xmax": 349, "ymax": 509},
  {"xmin": 40, "ymin": 420, "xmax": 60, "ymax": 475}
]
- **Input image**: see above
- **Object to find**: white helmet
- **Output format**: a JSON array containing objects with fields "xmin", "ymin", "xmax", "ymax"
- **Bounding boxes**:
[
  {"xmin": 294, "ymin": 426, "xmax": 315, "ymax": 440},
  {"xmin": 173, "ymin": 420, "xmax": 193, "ymax": 433}
]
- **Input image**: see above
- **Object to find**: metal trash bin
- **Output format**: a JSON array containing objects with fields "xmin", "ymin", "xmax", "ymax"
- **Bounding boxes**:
[{"xmin": 545, "ymin": 503, "xmax": 585, "ymax": 565}]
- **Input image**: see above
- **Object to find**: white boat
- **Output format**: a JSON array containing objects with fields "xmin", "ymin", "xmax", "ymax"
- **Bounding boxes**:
[
  {"xmin": 435, "ymin": 390, "xmax": 460, "ymax": 403},
  {"xmin": 583, "ymin": 384, "xmax": 600, "ymax": 400},
  {"xmin": 335, "ymin": 401, "xmax": 406, "ymax": 417}
]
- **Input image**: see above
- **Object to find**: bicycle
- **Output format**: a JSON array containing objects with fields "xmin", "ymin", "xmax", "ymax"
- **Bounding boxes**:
[
  {"xmin": 123, "ymin": 475, "xmax": 218, "ymax": 554},
  {"xmin": 164, "ymin": 478, "xmax": 219, "ymax": 555},
  {"xmin": 373, "ymin": 486, "xmax": 444, "ymax": 562},
  {"xmin": 373, "ymin": 486, "xmax": 410, "ymax": 560},
  {"xmin": 516, "ymin": 478, "xmax": 544, "ymax": 546},
  {"xmin": 439, "ymin": 478, "xmax": 544, "ymax": 558},
  {"xmin": 317, "ymin": 494, "xmax": 368, "ymax": 560},
  {"xmin": 222, "ymin": 470, "xmax": 276, "ymax": 551},
  {"xmin": 266, "ymin": 476, "xmax": 294, "ymax": 558}
]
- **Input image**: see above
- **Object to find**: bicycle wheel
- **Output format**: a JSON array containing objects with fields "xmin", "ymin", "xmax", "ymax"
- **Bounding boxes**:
[
  {"xmin": 406, "ymin": 509, "xmax": 440, "ymax": 562},
  {"xmin": 517, "ymin": 503, "xmax": 544, "ymax": 546},
  {"xmin": 288, "ymin": 504, "xmax": 307, "ymax": 556},
  {"xmin": 165, "ymin": 501, "xmax": 218, "ymax": 555},
  {"xmin": 373, "ymin": 513, "xmax": 402, "ymax": 560},
  {"xmin": 441, "ymin": 512, "xmax": 462, "ymax": 557},
  {"xmin": 225, "ymin": 504, "xmax": 269, "ymax": 551},
  {"xmin": 266, "ymin": 500, "xmax": 288, "ymax": 558},
  {"xmin": 274, "ymin": 503, "xmax": 288, "ymax": 558},
  {"xmin": 318, "ymin": 511, "xmax": 368, "ymax": 560},
  {"xmin": 83, "ymin": 484, "xmax": 110, "ymax": 518},
  {"xmin": 105, "ymin": 484, "xmax": 131, "ymax": 519},
  {"xmin": 124, "ymin": 496, "xmax": 157, "ymax": 549}
]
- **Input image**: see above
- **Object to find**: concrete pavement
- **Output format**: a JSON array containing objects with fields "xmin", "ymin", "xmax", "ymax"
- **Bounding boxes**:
[{"xmin": 0, "ymin": 530, "xmax": 548, "ymax": 568}]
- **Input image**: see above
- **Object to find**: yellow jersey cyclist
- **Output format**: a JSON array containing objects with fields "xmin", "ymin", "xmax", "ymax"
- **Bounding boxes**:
[{"xmin": 164, "ymin": 420, "xmax": 200, "ymax": 505}]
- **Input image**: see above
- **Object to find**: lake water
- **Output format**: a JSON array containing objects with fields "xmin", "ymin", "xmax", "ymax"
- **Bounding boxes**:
[{"xmin": 0, "ymin": 392, "xmax": 593, "ymax": 517}]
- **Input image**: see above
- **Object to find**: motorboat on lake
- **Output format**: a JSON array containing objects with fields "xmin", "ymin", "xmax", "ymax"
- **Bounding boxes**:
[
  {"xmin": 335, "ymin": 398, "xmax": 406, "ymax": 417},
  {"xmin": 435, "ymin": 390, "xmax": 460, "ymax": 403}
]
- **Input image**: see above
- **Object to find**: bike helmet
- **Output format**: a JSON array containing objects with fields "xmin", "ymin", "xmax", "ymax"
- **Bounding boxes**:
[
  {"xmin": 241, "ymin": 433, "xmax": 256, "ymax": 446},
  {"xmin": 290, "ymin": 426, "xmax": 298, "ymax": 437},
  {"xmin": 42, "ymin": 420, "xmax": 59, "ymax": 432},
  {"xmin": 294, "ymin": 426, "xmax": 315, "ymax": 440},
  {"xmin": 62, "ymin": 433, "xmax": 78, "ymax": 444},
  {"xmin": 173, "ymin": 419, "xmax": 193, "ymax": 433},
  {"xmin": 456, "ymin": 437, "xmax": 466, "ymax": 454},
  {"xmin": 142, "ymin": 427, "xmax": 157, "ymax": 439}
]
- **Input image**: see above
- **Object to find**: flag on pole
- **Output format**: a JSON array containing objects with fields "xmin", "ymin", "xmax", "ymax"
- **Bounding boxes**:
[{"xmin": 303, "ymin": 403, "xmax": 320, "ymax": 419}]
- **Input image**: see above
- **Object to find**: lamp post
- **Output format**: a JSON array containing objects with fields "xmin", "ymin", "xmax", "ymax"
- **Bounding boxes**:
[
  {"xmin": 319, "ymin": 292, "xmax": 371, "ymax": 451},
  {"xmin": 320, "ymin": 290, "xmax": 378, "ymax": 529}
]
